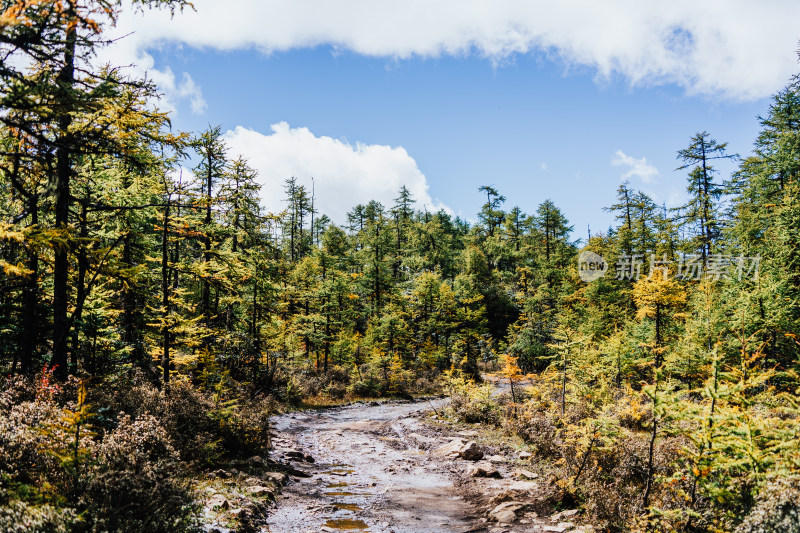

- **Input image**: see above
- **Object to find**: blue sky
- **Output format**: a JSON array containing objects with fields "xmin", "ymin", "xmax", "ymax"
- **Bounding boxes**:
[{"xmin": 105, "ymin": 1, "xmax": 799, "ymax": 240}]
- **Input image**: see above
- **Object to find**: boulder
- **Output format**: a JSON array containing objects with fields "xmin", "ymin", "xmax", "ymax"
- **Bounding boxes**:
[
  {"xmin": 248, "ymin": 485, "xmax": 275, "ymax": 499},
  {"xmin": 489, "ymin": 501, "xmax": 528, "ymax": 523},
  {"xmin": 489, "ymin": 490, "xmax": 518, "ymax": 507},
  {"xmin": 433, "ymin": 438, "xmax": 485, "ymax": 460},
  {"xmin": 228, "ymin": 506, "xmax": 252, "ymax": 521},
  {"xmin": 284, "ymin": 449, "xmax": 313, "ymax": 462},
  {"xmin": 469, "ymin": 463, "xmax": 502, "ymax": 478},
  {"xmin": 489, "ymin": 480, "xmax": 539, "ymax": 507},
  {"xmin": 262, "ymin": 471, "xmax": 287, "ymax": 485},
  {"xmin": 459, "ymin": 441, "xmax": 484, "ymax": 461},
  {"xmin": 432, "ymin": 438, "xmax": 469, "ymax": 457},
  {"xmin": 507, "ymin": 480, "xmax": 538, "ymax": 491},
  {"xmin": 513, "ymin": 468, "xmax": 539, "ymax": 480}
]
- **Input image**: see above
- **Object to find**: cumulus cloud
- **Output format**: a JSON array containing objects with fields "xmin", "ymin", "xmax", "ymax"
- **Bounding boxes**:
[
  {"xmin": 93, "ymin": 25, "xmax": 206, "ymax": 115},
  {"xmin": 105, "ymin": 0, "xmax": 800, "ymax": 102},
  {"xmin": 222, "ymin": 123, "xmax": 449, "ymax": 224},
  {"xmin": 612, "ymin": 150, "xmax": 660, "ymax": 183},
  {"xmin": 147, "ymin": 68, "xmax": 207, "ymax": 114}
]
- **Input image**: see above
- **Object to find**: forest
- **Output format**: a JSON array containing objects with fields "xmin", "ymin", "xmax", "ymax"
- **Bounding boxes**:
[{"xmin": 1, "ymin": 1, "xmax": 800, "ymax": 532}]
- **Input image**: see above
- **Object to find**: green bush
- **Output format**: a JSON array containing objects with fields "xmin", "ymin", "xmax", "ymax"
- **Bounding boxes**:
[
  {"xmin": 81, "ymin": 414, "xmax": 198, "ymax": 533},
  {"xmin": 444, "ymin": 372, "xmax": 500, "ymax": 425},
  {"xmin": 349, "ymin": 377, "xmax": 381, "ymax": 398}
]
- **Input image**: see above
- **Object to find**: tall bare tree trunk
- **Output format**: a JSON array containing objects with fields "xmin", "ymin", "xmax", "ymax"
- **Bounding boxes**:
[{"xmin": 52, "ymin": 23, "xmax": 77, "ymax": 379}]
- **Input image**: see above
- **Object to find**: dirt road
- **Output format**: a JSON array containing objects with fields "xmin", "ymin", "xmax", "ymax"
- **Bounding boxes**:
[{"xmin": 264, "ymin": 399, "xmax": 484, "ymax": 533}]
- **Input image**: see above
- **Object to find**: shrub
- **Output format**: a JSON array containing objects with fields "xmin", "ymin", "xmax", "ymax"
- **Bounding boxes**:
[
  {"xmin": 349, "ymin": 379, "xmax": 380, "ymax": 398},
  {"xmin": 506, "ymin": 404, "xmax": 560, "ymax": 458},
  {"xmin": 102, "ymin": 380, "xmax": 221, "ymax": 466},
  {"xmin": 212, "ymin": 394, "xmax": 273, "ymax": 457},
  {"xmin": 0, "ymin": 390, "xmax": 80, "ymax": 533},
  {"xmin": 0, "ymin": 499, "xmax": 77, "ymax": 533},
  {"xmin": 324, "ymin": 382, "xmax": 348, "ymax": 399},
  {"xmin": 616, "ymin": 390, "xmax": 651, "ymax": 431},
  {"xmin": 736, "ymin": 476, "xmax": 800, "ymax": 533},
  {"xmin": 0, "ymin": 399, "xmax": 65, "ymax": 489},
  {"xmin": 81, "ymin": 414, "xmax": 198, "ymax": 533},
  {"xmin": 445, "ymin": 373, "xmax": 500, "ymax": 425}
]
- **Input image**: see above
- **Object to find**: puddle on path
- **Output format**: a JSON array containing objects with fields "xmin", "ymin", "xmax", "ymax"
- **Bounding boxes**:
[
  {"xmin": 333, "ymin": 502, "xmax": 363, "ymax": 511},
  {"xmin": 329, "ymin": 469, "xmax": 356, "ymax": 475},
  {"xmin": 327, "ymin": 482, "xmax": 349, "ymax": 488},
  {"xmin": 323, "ymin": 518, "xmax": 369, "ymax": 530}
]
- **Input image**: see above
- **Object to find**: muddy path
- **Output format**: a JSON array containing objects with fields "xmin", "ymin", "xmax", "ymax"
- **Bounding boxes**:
[{"xmin": 264, "ymin": 399, "xmax": 485, "ymax": 533}]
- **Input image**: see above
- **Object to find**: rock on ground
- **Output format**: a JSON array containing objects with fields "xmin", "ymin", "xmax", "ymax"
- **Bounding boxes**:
[
  {"xmin": 432, "ymin": 437, "xmax": 484, "ymax": 461},
  {"xmin": 489, "ymin": 501, "xmax": 529, "ymax": 523},
  {"xmin": 469, "ymin": 463, "xmax": 502, "ymax": 478}
]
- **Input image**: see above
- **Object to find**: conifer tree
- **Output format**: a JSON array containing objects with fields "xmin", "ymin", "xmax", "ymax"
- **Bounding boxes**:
[
  {"xmin": 676, "ymin": 132, "xmax": 735, "ymax": 268},
  {"xmin": 477, "ymin": 185, "xmax": 506, "ymax": 238},
  {"xmin": 606, "ymin": 182, "xmax": 635, "ymax": 256}
]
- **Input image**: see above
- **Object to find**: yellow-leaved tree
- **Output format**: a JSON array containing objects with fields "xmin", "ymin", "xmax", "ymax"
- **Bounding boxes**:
[
  {"xmin": 498, "ymin": 353, "xmax": 526, "ymax": 409},
  {"xmin": 633, "ymin": 273, "xmax": 686, "ymax": 509}
]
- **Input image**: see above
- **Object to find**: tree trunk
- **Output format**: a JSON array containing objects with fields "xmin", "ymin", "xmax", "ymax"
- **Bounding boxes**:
[
  {"xmin": 20, "ymin": 195, "xmax": 39, "ymax": 374},
  {"xmin": 561, "ymin": 346, "xmax": 567, "ymax": 417},
  {"xmin": 324, "ymin": 304, "xmax": 330, "ymax": 372},
  {"xmin": 643, "ymin": 413, "xmax": 657, "ymax": 508},
  {"xmin": 70, "ymin": 201, "xmax": 89, "ymax": 375},
  {"xmin": 52, "ymin": 23, "xmax": 77, "ymax": 379},
  {"xmin": 202, "ymin": 150, "xmax": 212, "ymax": 334},
  {"xmin": 162, "ymin": 196, "xmax": 171, "ymax": 387}
]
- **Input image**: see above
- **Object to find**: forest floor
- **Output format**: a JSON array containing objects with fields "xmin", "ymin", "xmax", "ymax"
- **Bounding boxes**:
[{"xmin": 257, "ymin": 392, "xmax": 596, "ymax": 533}]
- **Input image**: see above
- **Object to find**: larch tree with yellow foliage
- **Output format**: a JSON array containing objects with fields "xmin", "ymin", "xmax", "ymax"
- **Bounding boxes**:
[
  {"xmin": 633, "ymin": 272, "xmax": 686, "ymax": 508},
  {"xmin": 498, "ymin": 353, "xmax": 525, "ymax": 406}
]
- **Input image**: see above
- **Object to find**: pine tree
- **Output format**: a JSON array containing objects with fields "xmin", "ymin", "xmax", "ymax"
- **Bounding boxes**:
[
  {"xmin": 676, "ymin": 132, "xmax": 735, "ymax": 268},
  {"xmin": 606, "ymin": 182, "xmax": 635, "ymax": 256},
  {"xmin": 477, "ymin": 185, "xmax": 506, "ymax": 238},
  {"xmin": 0, "ymin": 0, "xmax": 189, "ymax": 379}
]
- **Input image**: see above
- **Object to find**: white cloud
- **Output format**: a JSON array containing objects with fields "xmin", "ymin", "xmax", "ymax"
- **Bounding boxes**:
[
  {"xmin": 540, "ymin": 162, "xmax": 548, "ymax": 171},
  {"xmin": 612, "ymin": 150, "xmax": 660, "ymax": 183},
  {"xmin": 222, "ymin": 123, "xmax": 449, "ymax": 224},
  {"xmin": 147, "ymin": 68, "xmax": 207, "ymax": 114},
  {"xmin": 106, "ymin": 0, "xmax": 800, "ymax": 102},
  {"xmin": 92, "ymin": 23, "xmax": 206, "ymax": 115}
]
